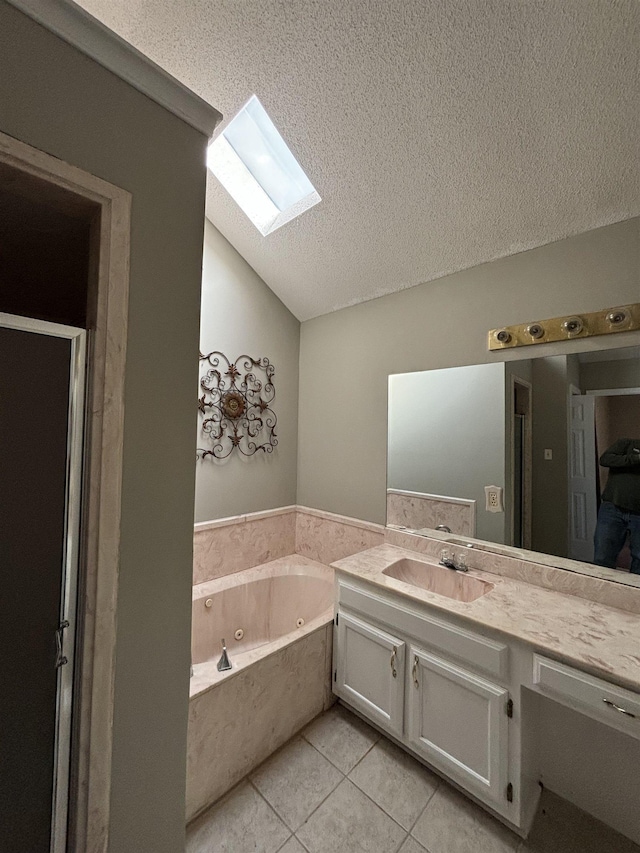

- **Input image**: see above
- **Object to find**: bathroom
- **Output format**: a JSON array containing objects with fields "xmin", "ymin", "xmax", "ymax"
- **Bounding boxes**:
[
  {"xmin": 186, "ymin": 220, "xmax": 640, "ymax": 853},
  {"xmin": 1, "ymin": 2, "xmax": 639, "ymax": 853}
]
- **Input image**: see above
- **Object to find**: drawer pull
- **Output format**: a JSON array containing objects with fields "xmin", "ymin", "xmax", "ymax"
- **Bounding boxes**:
[
  {"xmin": 602, "ymin": 698, "xmax": 636, "ymax": 719},
  {"xmin": 390, "ymin": 646, "xmax": 397, "ymax": 678},
  {"xmin": 412, "ymin": 655, "xmax": 419, "ymax": 689}
]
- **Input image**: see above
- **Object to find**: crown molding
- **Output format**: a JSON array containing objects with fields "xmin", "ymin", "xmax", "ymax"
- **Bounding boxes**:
[{"xmin": 6, "ymin": 0, "xmax": 222, "ymax": 138}]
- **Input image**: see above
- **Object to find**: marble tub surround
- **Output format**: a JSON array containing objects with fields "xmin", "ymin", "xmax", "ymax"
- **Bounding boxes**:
[
  {"xmin": 295, "ymin": 506, "xmax": 384, "ymax": 565},
  {"xmin": 386, "ymin": 527, "xmax": 640, "ymax": 617},
  {"xmin": 387, "ymin": 489, "xmax": 476, "ymax": 537},
  {"xmin": 193, "ymin": 505, "xmax": 384, "ymax": 584},
  {"xmin": 190, "ymin": 556, "xmax": 333, "ymax": 697},
  {"xmin": 333, "ymin": 544, "xmax": 640, "ymax": 692},
  {"xmin": 186, "ymin": 622, "xmax": 333, "ymax": 822},
  {"xmin": 193, "ymin": 507, "xmax": 296, "ymax": 584}
]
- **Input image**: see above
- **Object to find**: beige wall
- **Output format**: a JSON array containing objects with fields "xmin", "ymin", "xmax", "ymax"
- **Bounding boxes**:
[
  {"xmin": 298, "ymin": 218, "xmax": 640, "ymax": 525},
  {"xmin": 0, "ymin": 6, "xmax": 209, "ymax": 852},
  {"xmin": 196, "ymin": 222, "xmax": 300, "ymax": 521}
]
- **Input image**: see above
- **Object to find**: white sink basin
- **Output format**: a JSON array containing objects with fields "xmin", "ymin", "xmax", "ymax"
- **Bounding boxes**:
[{"xmin": 382, "ymin": 557, "xmax": 493, "ymax": 602}]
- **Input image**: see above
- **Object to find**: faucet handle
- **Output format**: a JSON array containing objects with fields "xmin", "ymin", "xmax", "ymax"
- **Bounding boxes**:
[{"xmin": 454, "ymin": 552, "xmax": 469, "ymax": 572}]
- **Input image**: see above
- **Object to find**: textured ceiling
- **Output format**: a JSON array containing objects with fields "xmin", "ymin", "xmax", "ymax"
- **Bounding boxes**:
[{"xmin": 77, "ymin": 0, "xmax": 640, "ymax": 321}]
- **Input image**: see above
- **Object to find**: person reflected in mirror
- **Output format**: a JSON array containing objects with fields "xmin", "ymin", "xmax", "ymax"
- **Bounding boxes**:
[{"xmin": 593, "ymin": 438, "xmax": 640, "ymax": 575}]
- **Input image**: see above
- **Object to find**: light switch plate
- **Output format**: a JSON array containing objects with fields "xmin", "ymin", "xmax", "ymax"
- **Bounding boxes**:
[{"xmin": 485, "ymin": 485, "xmax": 504, "ymax": 513}]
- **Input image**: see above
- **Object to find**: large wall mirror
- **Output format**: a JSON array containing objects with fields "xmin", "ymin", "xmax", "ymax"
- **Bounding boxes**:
[{"xmin": 387, "ymin": 344, "xmax": 640, "ymax": 587}]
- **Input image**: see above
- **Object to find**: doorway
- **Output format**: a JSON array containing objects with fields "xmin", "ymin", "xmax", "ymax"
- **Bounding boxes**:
[
  {"xmin": 0, "ymin": 130, "xmax": 131, "ymax": 853},
  {"xmin": 511, "ymin": 377, "xmax": 532, "ymax": 549}
]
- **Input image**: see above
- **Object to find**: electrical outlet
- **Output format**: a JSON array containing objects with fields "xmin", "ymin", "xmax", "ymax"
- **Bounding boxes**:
[
  {"xmin": 485, "ymin": 485, "xmax": 504, "ymax": 513},
  {"xmin": 544, "ymin": 448, "xmax": 553, "ymax": 460}
]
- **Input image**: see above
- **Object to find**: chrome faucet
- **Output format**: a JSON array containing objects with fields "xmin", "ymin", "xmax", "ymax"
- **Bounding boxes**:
[
  {"xmin": 435, "ymin": 524, "xmax": 452, "ymax": 533},
  {"xmin": 217, "ymin": 639, "xmax": 232, "ymax": 672},
  {"xmin": 439, "ymin": 549, "xmax": 468, "ymax": 572}
]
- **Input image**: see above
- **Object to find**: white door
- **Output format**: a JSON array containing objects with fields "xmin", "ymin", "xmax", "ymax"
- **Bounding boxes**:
[
  {"xmin": 335, "ymin": 611, "xmax": 405, "ymax": 736},
  {"xmin": 407, "ymin": 646, "xmax": 511, "ymax": 814},
  {"xmin": 569, "ymin": 395, "xmax": 597, "ymax": 562}
]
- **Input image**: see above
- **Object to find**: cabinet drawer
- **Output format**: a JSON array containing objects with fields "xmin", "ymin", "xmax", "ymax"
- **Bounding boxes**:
[
  {"xmin": 339, "ymin": 581, "xmax": 509, "ymax": 680},
  {"xmin": 533, "ymin": 655, "xmax": 640, "ymax": 740}
]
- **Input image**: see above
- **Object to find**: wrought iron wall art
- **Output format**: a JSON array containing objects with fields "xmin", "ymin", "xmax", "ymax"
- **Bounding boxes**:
[{"xmin": 197, "ymin": 351, "xmax": 277, "ymax": 459}]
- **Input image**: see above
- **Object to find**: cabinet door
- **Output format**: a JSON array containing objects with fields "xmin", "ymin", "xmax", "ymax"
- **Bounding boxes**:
[
  {"xmin": 335, "ymin": 611, "xmax": 405, "ymax": 736},
  {"xmin": 407, "ymin": 646, "xmax": 510, "ymax": 812}
]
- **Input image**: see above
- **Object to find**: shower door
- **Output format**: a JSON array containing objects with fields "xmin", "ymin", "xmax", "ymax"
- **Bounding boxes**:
[{"xmin": 0, "ymin": 314, "xmax": 86, "ymax": 853}]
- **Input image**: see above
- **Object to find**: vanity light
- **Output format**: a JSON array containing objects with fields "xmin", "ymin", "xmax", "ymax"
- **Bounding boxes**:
[
  {"xmin": 488, "ymin": 302, "xmax": 640, "ymax": 350},
  {"xmin": 561, "ymin": 316, "xmax": 584, "ymax": 337},
  {"xmin": 526, "ymin": 323, "xmax": 545, "ymax": 340},
  {"xmin": 606, "ymin": 307, "xmax": 631, "ymax": 327}
]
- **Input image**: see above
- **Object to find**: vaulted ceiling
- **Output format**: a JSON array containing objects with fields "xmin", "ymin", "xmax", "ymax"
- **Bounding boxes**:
[{"xmin": 78, "ymin": 0, "xmax": 639, "ymax": 320}]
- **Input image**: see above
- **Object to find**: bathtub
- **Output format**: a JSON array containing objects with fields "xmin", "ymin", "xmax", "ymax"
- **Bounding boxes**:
[{"xmin": 186, "ymin": 555, "xmax": 335, "ymax": 821}]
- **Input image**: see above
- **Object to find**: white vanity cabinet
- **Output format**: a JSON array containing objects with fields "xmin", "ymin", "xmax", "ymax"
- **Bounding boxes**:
[
  {"xmin": 333, "ymin": 577, "xmax": 521, "ymax": 825},
  {"xmin": 332, "ymin": 552, "xmax": 640, "ymax": 844}
]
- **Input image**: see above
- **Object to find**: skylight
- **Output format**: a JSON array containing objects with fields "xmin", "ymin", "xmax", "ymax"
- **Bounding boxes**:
[{"xmin": 207, "ymin": 95, "xmax": 320, "ymax": 236}]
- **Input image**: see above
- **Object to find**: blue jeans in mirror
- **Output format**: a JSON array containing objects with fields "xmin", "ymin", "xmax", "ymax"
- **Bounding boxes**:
[{"xmin": 593, "ymin": 501, "xmax": 640, "ymax": 575}]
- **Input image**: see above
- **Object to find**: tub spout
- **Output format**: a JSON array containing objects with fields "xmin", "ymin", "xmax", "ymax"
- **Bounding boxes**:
[{"xmin": 217, "ymin": 639, "xmax": 232, "ymax": 672}]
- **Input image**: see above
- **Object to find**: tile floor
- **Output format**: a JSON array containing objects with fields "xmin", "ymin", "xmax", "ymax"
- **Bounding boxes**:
[{"xmin": 186, "ymin": 703, "xmax": 640, "ymax": 853}]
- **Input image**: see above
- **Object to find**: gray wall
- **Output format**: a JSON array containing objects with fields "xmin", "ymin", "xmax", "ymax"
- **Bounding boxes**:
[
  {"xmin": 298, "ymin": 218, "xmax": 640, "ymax": 524},
  {"xmin": 195, "ymin": 221, "xmax": 300, "ymax": 521},
  {"xmin": 504, "ymin": 358, "xmax": 534, "ymax": 545},
  {"xmin": 0, "ymin": 6, "xmax": 209, "ymax": 851},
  {"xmin": 580, "ymin": 355, "xmax": 640, "ymax": 391},
  {"xmin": 388, "ymin": 364, "xmax": 506, "ymax": 543},
  {"xmin": 530, "ymin": 356, "xmax": 571, "ymax": 557}
]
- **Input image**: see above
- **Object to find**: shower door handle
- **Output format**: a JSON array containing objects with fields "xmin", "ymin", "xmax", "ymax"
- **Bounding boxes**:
[{"xmin": 55, "ymin": 620, "xmax": 69, "ymax": 668}]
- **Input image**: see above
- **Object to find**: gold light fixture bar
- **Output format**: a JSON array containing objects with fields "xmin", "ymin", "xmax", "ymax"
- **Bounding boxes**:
[{"xmin": 488, "ymin": 303, "xmax": 640, "ymax": 351}]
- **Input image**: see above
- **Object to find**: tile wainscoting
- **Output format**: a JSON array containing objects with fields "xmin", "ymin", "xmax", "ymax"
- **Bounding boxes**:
[
  {"xmin": 193, "ymin": 506, "xmax": 385, "ymax": 584},
  {"xmin": 386, "ymin": 489, "xmax": 476, "ymax": 537}
]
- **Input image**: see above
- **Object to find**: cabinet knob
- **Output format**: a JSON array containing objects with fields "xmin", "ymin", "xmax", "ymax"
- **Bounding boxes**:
[
  {"xmin": 412, "ymin": 655, "xmax": 419, "ymax": 688},
  {"xmin": 390, "ymin": 646, "xmax": 397, "ymax": 678}
]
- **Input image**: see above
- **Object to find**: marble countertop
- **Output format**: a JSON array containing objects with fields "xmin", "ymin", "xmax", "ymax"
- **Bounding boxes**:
[{"xmin": 332, "ymin": 544, "xmax": 640, "ymax": 693}]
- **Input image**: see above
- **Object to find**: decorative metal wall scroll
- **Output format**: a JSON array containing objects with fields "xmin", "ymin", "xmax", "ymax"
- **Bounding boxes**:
[
  {"xmin": 197, "ymin": 351, "xmax": 277, "ymax": 459},
  {"xmin": 489, "ymin": 303, "xmax": 640, "ymax": 350}
]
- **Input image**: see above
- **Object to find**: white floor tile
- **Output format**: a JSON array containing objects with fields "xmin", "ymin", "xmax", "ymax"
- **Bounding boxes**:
[
  {"xmin": 278, "ymin": 837, "xmax": 307, "ymax": 853},
  {"xmin": 302, "ymin": 704, "xmax": 379, "ymax": 773},
  {"xmin": 251, "ymin": 738, "xmax": 343, "ymax": 831},
  {"xmin": 398, "ymin": 837, "xmax": 428, "ymax": 853},
  {"xmin": 296, "ymin": 778, "xmax": 406, "ymax": 853},
  {"xmin": 412, "ymin": 784, "xmax": 520, "ymax": 853},
  {"xmin": 349, "ymin": 738, "xmax": 439, "ymax": 829},
  {"xmin": 186, "ymin": 781, "xmax": 290, "ymax": 853}
]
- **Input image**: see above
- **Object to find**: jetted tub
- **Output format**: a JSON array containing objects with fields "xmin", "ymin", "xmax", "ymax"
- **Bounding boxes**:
[{"xmin": 186, "ymin": 555, "xmax": 335, "ymax": 821}]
